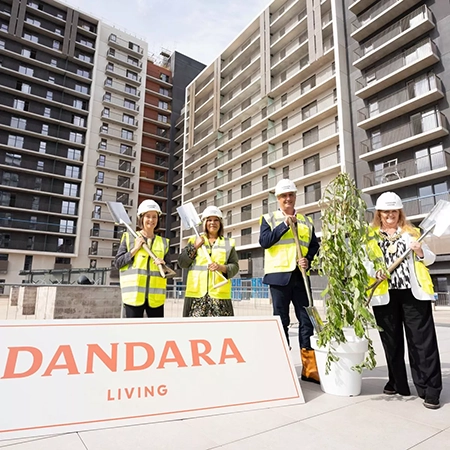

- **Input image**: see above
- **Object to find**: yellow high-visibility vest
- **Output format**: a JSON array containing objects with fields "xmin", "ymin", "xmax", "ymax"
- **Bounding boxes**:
[
  {"xmin": 185, "ymin": 236, "xmax": 235, "ymax": 299},
  {"xmin": 119, "ymin": 233, "xmax": 169, "ymax": 307},
  {"xmin": 262, "ymin": 211, "xmax": 313, "ymax": 274}
]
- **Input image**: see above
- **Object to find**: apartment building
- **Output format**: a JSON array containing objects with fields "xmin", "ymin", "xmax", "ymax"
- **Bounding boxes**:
[
  {"xmin": 0, "ymin": 0, "xmax": 202, "ymax": 287},
  {"xmin": 347, "ymin": 0, "xmax": 450, "ymax": 296},
  {"xmin": 179, "ymin": 0, "xmax": 450, "ymax": 296}
]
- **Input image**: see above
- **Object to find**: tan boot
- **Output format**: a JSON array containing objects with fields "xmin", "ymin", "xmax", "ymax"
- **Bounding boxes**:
[{"xmin": 301, "ymin": 348, "xmax": 320, "ymax": 384}]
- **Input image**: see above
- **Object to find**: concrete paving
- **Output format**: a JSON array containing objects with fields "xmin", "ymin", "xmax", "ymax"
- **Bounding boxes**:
[{"xmin": 1, "ymin": 308, "xmax": 449, "ymax": 449}]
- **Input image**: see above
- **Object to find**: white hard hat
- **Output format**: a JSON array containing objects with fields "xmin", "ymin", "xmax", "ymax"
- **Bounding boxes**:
[
  {"xmin": 201, "ymin": 205, "xmax": 223, "ymax": 220},
  {"xmin": 375, "ymin": 192, "xmax": 403, "ymax": 210},
  {"xmin": 137, "ymin": 199, "xmax": 162, "ymax": 216},
  {"xmin": 275, "ymin": 179, "xmax": 297, "ymax": 196}
]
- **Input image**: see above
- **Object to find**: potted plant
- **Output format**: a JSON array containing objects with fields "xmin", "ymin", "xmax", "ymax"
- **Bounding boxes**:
[{"xmin": 310, "ymin": 172, "xmax": 384, "ymax": 396}]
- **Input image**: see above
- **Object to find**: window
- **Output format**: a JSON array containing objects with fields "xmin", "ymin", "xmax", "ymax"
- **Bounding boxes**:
[
  {"xmin": 158, "ymin": 114, "xmax": 168, "ymax": 123},
  {"xmin": 37, "ymin": 160, "xmax": 44, "ymax": 171},
  {"xmin": 2, "ymin": 172, "xmax": 19, "ymax": 187},
  {"xmin": 281, "ymin": 93, "xmax": 288, "ymax": 107},
  {"xmin": 241, "ymin": 138, "xmax": 251, "ymax": 152},
  {"xmin": 281, "ymin": 117, "xmax": 288, "ymax": 131},
  {"xmin": 121, "ymin": 129, "xmax": 133, "ymax": 140},
  {"xmin": 160, "ymin": 73, "xmax": 170, "ymax": 83},
  {"xmin": 129, "ymin": 42, "xmax": 140, "ymax": 52},
  {"xmin": 305, "ymin": 182, "xmax": 321, "ymax": 203},
  {"xmin": 241, "ymin": 227, "xmax": 252, "ymax": 245},
  {"xmin": 241, "ymin": 160, "xmax": 251, "ymax": 175},
  {"xmin": 97, "ymin": 172, "xmax": 104, "ymax": 183},
  {"xmin": 69, "ymin": 132, "xmax": 84, "ymax": 143},
  {"xmin": 94, "ymin": 205, "xmax": 101, "ymax": 219},
  {"xmin": 262, "ymin": 198, "xmax": 268, "ymax": 214},
  {"xmin": 302, "ymin": 101, "xmax": 317, "ymax": 119},
  {"xmin": 34, "ymin": 178, "xmax": 42, "ymax": 191},
  {"xmin": 282, "ymin": 141, "xmax": 289, "ymax": 157},
  {"xmin": 120, "ymin": 144, "xmax": 132, "ymax": 155},
  {"xmin": 241, "ymin": 204, "xmax": 251, "ymax": 221},
  {"xmin": 73, "ymin": 115, "xmax": 85, "ymax": 127},
  {"xmin": 124, "ymin": 99, "xmax": 136, "ymax": 109},
  {"xmin": 122, "ymin": 114, "xmax": 134, "ymax": 125},
  {"xmin": 94, "ymin": 189, "xmax": 103, "ymax": 201},
  {"xmin": 66, "ymin": 165, "xmax": 80, "ymax": 178},
  {"xmin": 51, "ymin": 58, "xmax": 57, "ymax": 67},
  {"xmin": 75, "ymin": 84, "xmax": 89, "ymax": 94},
  {"xmin": 26, "ymin": 16, "xmax": 41, "ymax": 26},
  {"xmin": 21, "ymin": 48, "xmax": 36, "ymax": 59},
  {"xmin": 304, "ymin": 154, "xmax": 320, "ymax": 175},
  {"xmin": 73, "ymin": 99, "xmax": 86, "ymax": 109},
  {"xmin": 105, "ymin": 77, "xmax": 112, "ymax": 86},
  {"xmin": 24, "ymin": 255, "xmax": 33, "ymax": 270},
  {"xmin": 125, "ymin": 84, "xmax": 137, "ymax": 95},
  {"xmin": 61, "ymin": 201, "xmax": 76, "ymax": 214},
  {"xmin": 41, "ymin": 124, "xmax": 49, "ymax": 135},
  {"xmin": 77, "ymin": 67, "xmax": 90, "ymax": 77},
  {"xmin": 8, "ymin": 135, "xmax": 24, "ymax": 148},
  {"xmin": 415, "ymin": 144, "xmax": 444, "ymax": 173},
  {"xmin": 158, "ymin": 100, "xmax": 168, "ymax": 110},
  {"xmin": 60, "ymin": 219, "xmax": 75, "ymax": 233},
  {"xmin": 306, "ymin": 212, "xmax": 321, "ymax": 233},
  {"xmin": 5, "ymin": 153, "xmax": 21, "ymax": 166},
  {"xmin": 371, "ymin": 129, "xmax": 381, "ymax": 150},
  {"xmin": 48, "ymin": 75, "xmax": 55, "ymax": 84},
  {"xmin": 23, "ymin": 33, "xmax": 38, "ymax": 43},
  {"xmin": 67, "ymin": 148, "xmax": 81, "ymax": 161},
  {"xmin": 63, "ymin": 183, "xmax": 78, "ymax": 197},
  {"xmin": 39, "ymin": 141, "xmax": 46, "ymax": 153},
  {"xmin": 55, "ymin": 28, "xmax": 62, "ymax": 35},
  {"xmin": 98, "ymin": 155, "xmax": 106, "ymax": 166},
  {"xmin": 19, "ymin": 66, "xmax": 34, "ymax": 76},
  {"xmin": 46, "ymin": 91, "xmax": 53, "ymax": 100},
  {"xmin": 17, "ymin": 81, "xmax": 31, "ymax": 94},
  {"xmin": 102, "ymin": 108, "xmax": 110, "ymax": 118},
  {"xmin": 282, "ymin": 166, "xmax": 289, "ymax": 178},
  {"xmin": 303, "ymin": 126, "xmax": 319, "ymax": 147},
  {"xmin": 126, "ymin": 70, "xmax": 138, "ymax": 81},
  {"xmin": 159, "ymin": 87, "xmax": 169, "ymax": 96},
  {"xmin": 418, "ymin": 181, "xmax": 448, "ymax": 214},
  {"xmin": 0, "ymin": 39, "xmax": 5, "ymax": 49},
  {"xmin": 106, "ymin": 62, "xmax": 114, "ymax": 72},
  {"xmin": 77, "ymin": 53, "xmax": 91, "ymax": 63},
  {"xmin": 262, "ymin": 174, "xmax": 268, "ymax": 190},
  {"xmin": 30, "ymin": 217, "xmax": 37, "ymax": 230},
  {"xmin": 127, "ymin": 56, "xmax": 139, "ymax": 66},
  {"xmin": 11, "ymin": 117, "xmax": 27, "ymax": 130},
  {"xmin": 301, "ymin": 75, "xmax": 316, "ymax": 94},
  {"xmin": 241, "ymin": 117, "xmax": 251, "ymax": 132}
]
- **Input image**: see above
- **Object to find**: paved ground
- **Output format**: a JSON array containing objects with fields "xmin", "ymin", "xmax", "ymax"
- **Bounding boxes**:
[{"xmin": 1, "ymin": 308, "xmax": 449, "ymax": 449}]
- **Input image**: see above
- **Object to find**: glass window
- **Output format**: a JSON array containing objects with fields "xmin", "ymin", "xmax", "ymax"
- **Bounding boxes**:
[
  {"xmin": 63, "ymin": 183, "xmax": 79, "ymax": 196},
  {"xmin": 8, "ymin": 135, "xmax": 24, "ymax": 148}
]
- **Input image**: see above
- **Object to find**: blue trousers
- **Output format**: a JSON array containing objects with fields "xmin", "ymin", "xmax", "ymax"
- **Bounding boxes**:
[{"xmin": 269, "ymin": 270, "xmax": 314, "ymax": 349}]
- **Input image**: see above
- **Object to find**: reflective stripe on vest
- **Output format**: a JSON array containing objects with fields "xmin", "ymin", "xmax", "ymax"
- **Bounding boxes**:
[
  {"xmin": 185, "ymin": 236, "xmax": 234, "ymax": 299},
  {"xmin": 263, "ymin": 211, "xmax": 313, "ymax": 274},
  {"xmin": 119, "ymin": 232, "xmax": 168, "ymax": 307}
]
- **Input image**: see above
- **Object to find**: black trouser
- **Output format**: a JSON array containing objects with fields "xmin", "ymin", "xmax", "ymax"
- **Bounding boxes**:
[
  {"xmin": 373, "ymin": 289, "xmax": 442, "ymax": 399},
  {"xmin": 269, "ymin": 270, "xmax": 313, "ymax": 349},
  {"xmin": 124, "ymin": 302, "xmax": 164, "ymax": 318}
]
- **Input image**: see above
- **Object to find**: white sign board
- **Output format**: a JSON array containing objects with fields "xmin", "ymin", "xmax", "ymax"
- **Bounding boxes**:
[{"xmin": 0, "ymin": 316, "xmax": 303, "ymax": 440}]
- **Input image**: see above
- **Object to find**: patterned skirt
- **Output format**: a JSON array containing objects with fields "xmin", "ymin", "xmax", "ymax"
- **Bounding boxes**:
[{"xmin": 183, "ymin": 294, "xmax": 234, "ymax": 317}]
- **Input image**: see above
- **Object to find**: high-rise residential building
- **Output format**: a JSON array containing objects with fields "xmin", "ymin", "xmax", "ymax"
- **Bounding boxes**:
[
  {"xmin": 179, "ymin": 0, "xmax": 450, "ymax": 297},
  {"xmin": 0, "ymin": 0, "xmax": 203, "ymax": 286}
]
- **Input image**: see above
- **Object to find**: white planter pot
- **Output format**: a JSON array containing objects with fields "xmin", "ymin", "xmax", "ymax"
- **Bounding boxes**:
[{"xmin": 311, "ymin": 328, "xmax": 368, "ymax": 397}]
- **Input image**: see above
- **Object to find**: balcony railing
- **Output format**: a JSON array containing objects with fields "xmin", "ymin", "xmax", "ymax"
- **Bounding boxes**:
[
  {"xmin": 355, "ymin": 39, "xmax": 438, "ymax": 94},
  {"xmin": 357, "ymin": 73, "xmax": 442, "ymax": 124},
  {"xmin": 363, "ymin": 150, "xmax": 450, "ymax": 188},
  {"xmin": 360, "ymin": 110, "xmax": 447, "ymax": 155},
  {"xmin": 353, "ymin": 6, "xmax": 433, "ymax": 69}
]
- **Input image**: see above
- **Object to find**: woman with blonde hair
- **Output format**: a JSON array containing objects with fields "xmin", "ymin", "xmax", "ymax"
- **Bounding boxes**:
[{"xmin": 367, "ymin": 192, "xmax": 442, "ymax": 409}]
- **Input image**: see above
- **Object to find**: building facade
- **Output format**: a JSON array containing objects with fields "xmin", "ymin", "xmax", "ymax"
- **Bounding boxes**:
[
  {"xmin": 0, "ymin": 0, "xmax": 202, "ymax": 286},
  {"xmin": 179, "ymin": 0, "xmax": 450, "ymax": 296}
]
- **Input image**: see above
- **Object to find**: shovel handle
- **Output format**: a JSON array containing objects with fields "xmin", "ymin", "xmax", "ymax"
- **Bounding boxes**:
[{"xmin": 287, "ymin": 217, "xmax": 314, "ymax": 306}]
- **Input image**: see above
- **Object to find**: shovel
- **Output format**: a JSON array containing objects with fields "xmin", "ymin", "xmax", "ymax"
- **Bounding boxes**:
[
  {"xmin": 177, "ymin": 202, "xmax": 229, "ymax": 289},
  {"xmin": 367, "ymin": 199, "xmax": 450, "ymax": 302},
  {"xmin": 287, "ymin": 217, "xmax": 324, "ymax": 333},
  {"xmin": 106, "ymin": 201, "xmax": 176, "ymax": 279}
]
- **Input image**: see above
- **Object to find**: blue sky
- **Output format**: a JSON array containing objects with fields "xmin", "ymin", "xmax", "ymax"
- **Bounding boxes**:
[{"xmin": 63, "ymin": 0, "xmax": 270, "ymax": 65}]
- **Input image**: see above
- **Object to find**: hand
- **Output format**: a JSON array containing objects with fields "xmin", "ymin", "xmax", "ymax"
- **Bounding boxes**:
[
  {"xmin": 285, "ymin": 215, "xmax": 297, "ymax": 226},
  {"xmin": 297, "ymin": 257, "xmax": 308, "ymax": 270},
  {"xmin": 133, "ymin": 236, "xmax": 146, "ymax": 252},
  {"xmin": 154, "ymin": 258, "xmax": 165, "ymax": 265},
  {"xmin": 410, "ymin": 241, "xmax": 424, "ymax": 258},
  {"xmin": 208, "ymin": 262, "xmax": 222, "ymax": 272},
  {"xmin": 375, "ymin": 270, "xmax": 388, "ymax": 281},
  {"xmin": 194, "ymin": 236, "xmax": 205, "ymax": 250}
]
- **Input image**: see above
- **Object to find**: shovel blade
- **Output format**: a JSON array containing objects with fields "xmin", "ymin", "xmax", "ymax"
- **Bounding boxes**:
[
  {"xmin": 177, "ymin": 203, "xmax": 202, "ymax": 231},
  {"xmin": 305, "ymin": 306, "xmax": 324, "ymax": 334},
  {"xmin": 419, "ymin": 200, "xmax": 450, "ymax": 237},
  {"xmin": 106, "ymin": 201, "xmax": 132, "ymax": 226}
]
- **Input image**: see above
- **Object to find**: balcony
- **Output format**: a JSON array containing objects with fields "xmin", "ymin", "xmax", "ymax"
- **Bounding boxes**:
[
  {"xmin": 90, "ymin": 228, "xmax": 124, "ymax": 240},
  {"xmin": 221, "ymin": 30, "xmax": 260, "ymax": 77},
  {"xmin": 270, "ymin": 0, "xmax": 305, "ymax": 34},
  {"xmin": 221, "ymin": 53, "xmax": 261, "ymax": 94},
  {"xmin": 357, "ymin": 73, "xmax": 444, "ymax": 130},
  {"xmin": 96, "ymin": 158, "xmax": 135, "ymax": 174},
  {"xmin": 106, "ymin": 49, "xmax": 143, "ymax": 70},
  {"xmin": 349, "ymin": 0, "xmax": 378, "ymax": 16},
  {"xmin": 403, "ymin": 192, "xmax": 450, "ymax": 219},
  {"xmin": 93, "ymin": 192, "xmax": 133, "ymax": 207},
  {"xmin": 360, "ymin": 110, "xmax": 448, "ymax": 162},
  {"xmin": 99, "ymin": 126, "xmax": 136, "ymax": 143},
  {"xmin": 362, "ymin": 150, "xmax": 450, "ymax": 194},
  {"xmin": 353, "ymin": 6, "xmax": 434, "ymax": 71},
  {"xmin": 108, "ymin": 34, "xmax": 144, "ymax": 57},
  {"xmin": 355, "ymin": 39, "xmax": 439, "ymax": 99},
  {"xmin": 88, "ymin": 247, "xmax": 117, "ymax": 258},
  {"xmin": 101, "ymin": 110, "xmax": 139, "ymax": 129},
  {"xmin": 271, "ymin": 31, "xmax": 308, "ymax": 75},
  {"xmin": 270, "ymin": 7, "xmax": 307, "ymax": 54},
  {"xmin": 104, "ymin": 79, "xmax": 140, "ymax": 99},
  {"xmin": 98, "ymin": 142, "xmax": 136, "ymax": 159},
  {"xmin": 351, "ymin": 0, "xmax": 422, "ymax": 42}
]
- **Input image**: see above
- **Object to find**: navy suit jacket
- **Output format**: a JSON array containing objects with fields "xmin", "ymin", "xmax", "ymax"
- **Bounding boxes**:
[{"xmin": 259, "ymin": 215, "xmax": 320, "ymax": 286}]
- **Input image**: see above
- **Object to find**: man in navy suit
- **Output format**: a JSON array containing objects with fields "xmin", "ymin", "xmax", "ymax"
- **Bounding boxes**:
[{"xmin": 259, "ymin": 179, "xmax": 320, "ymax": 383}]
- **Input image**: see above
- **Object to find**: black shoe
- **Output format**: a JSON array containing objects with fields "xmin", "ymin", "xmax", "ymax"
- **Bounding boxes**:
[
  {"xmin": 383, "ymin": 383, "xmax": 397, "ymax": 395},
  {"xmin": 423, "ymin": 396, "xmax": 440, "ymax": 410}
]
